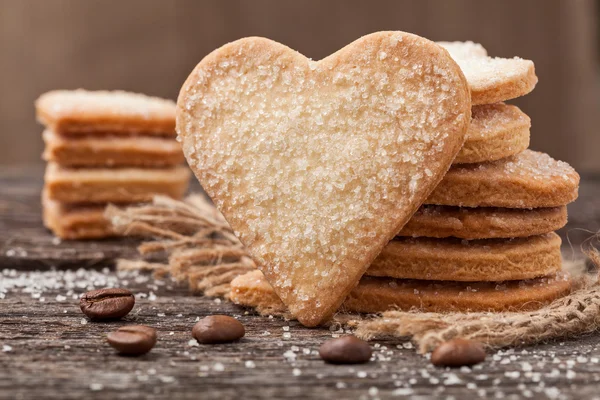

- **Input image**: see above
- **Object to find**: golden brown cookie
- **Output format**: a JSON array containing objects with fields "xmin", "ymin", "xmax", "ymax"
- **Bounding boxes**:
[
  {"xmin": 439, "ymin": 41, "xmax": 538, "ymax": 105},
  {"xmin": 455, "ymin": 103, "xmax": 530, "ymax": 164},
  {"xmin": 344, "ymin": 273, "xmax": 571, "ymax": 314},
  {"xmin": 426, "ymin": 150, "xmax": 580, "ymax": 208},
  {"xmin": 399, "ymin": 205, "xmax": 567, "ymax": 239},
  {"xmin": 177, "ymin": 32, "xmax": 471, "ymax": 326},
  {"xmin": 369, "ymin": 233, "xmax": 562, "ymax": 281},
  {"xmin": 230, "ymin": 270, "xmax": 289, "ymax": 315},
  {"xmin": 42, "ymin": 195, "xmax": 113, "ymax": 239},
  {"xmin": 44, "ymin": 163, "xmax": 190, "ymax": 204},
  {"xmin": 36, "ymin": 89, "xmax": 176, "ymax": 136},
  {"xmin": 42, "ymin": 130, "xmax": 185, "ymax": 167},
  {"xmin": 230, "ymin": 270, "xmax": 572, "ymax": 315}
]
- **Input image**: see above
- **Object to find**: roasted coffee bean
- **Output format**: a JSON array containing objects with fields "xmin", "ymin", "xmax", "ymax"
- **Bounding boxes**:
[
  {"xmin": 431, "ymin": 338, "xmax": 486, "ymax": 367},
  {"xmin": 192, "ymin": 315, "xmax": 245, "ymax": 344},
  {"xmin": 107, "ymin": 325, "xmax": 157, "ymax": 356},
  {"xmin": 80, "ymin": 288, "xmax": 135, "ymax": 320},
  {"xmin": 319, "ymin": 336, "xmax": 372, "ymax": 364}
]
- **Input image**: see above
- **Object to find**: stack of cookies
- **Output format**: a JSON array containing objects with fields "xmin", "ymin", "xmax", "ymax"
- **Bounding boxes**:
[
  {"xmin": 227, "ymin": 40, "xmax": 580, "ymax": 320},
  {"xmin": 174, "ymin": 33, "xmax": 580, "ymax": 326},
  {"xmin": 36, "ymin": 90, "xmax": 191, "ymax": 239},
  {"xmin": 343, "ymin": 41, "xmax": 580, "ymax": 313}
]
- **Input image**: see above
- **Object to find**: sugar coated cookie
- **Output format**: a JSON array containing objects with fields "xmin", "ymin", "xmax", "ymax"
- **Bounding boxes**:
[
  {"xmin": 437, "ymin": 41, "xmax": 488, "ymax": 59},
  {"xmin": 399, "ymin": 205, "xmax": 567, "ymax": 239},
  {"xmin": 426, "ymin": 150, "xmax": 580, "ymax": 208},
  {"xmin": 439, "ymin": 41, "xmax": 538, "ymax": 105},
  {"xmin": 44, "ymin": 163, "xmax": 190, "ymax": 204},
  {"xmin": 177, "ymin": 32, "xmax": 471, "ymax": 326},
  {"xmin": 455, "ymin": 103, "xmax": 530, "ymax": 164},
  {"xmin": 42, "ymin": 130, "xmax": 185, "ymax": 167},
  {"xmin": 369, "ymin": 233, "xmax": 562, "ymax": 282},
  {"xmin": 42, "ymin": 194, "xmax": 113, "ymax": 239},
  {"xmin": 36, "ymin": 89, "xmax": 176, "ymax": 135},
  {"xmin": 231, "ymin": 270, "xmax": 572, "ymax": 316}
]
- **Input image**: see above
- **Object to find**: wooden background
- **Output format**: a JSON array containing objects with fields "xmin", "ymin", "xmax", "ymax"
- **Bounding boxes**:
[{"xmin": 1, "ymin": 0, "xmax": 599, "ymax": 171}]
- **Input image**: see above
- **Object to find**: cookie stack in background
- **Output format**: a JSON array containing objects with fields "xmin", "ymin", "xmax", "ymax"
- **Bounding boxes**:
[
  {"xmin": 36, "ymin": 90, "xmax": 191, "ymax": 239},
  {"xmin": 230, "ymin": 41, "xmax": 580, "ymax": 316}
]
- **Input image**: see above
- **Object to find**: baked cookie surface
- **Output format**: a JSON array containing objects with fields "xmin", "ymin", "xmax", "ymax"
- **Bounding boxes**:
[
  {"xmin": 455, "ymin": 103, "xmax": 530, "ymax": 164},
  {"xmin": 369, "ymin": 233, "xmax": 562, "ymax": 282},
  {"xmin": 344, "ymin": 273, "xmax": 571, "ymax": 313},
  {"xmin": 42, "ymin": 194, "xmax": 114, "ymax": 239},
  {"xmin": 439, "ymin": 41, "xmax": 538, "ymax": 105},
  {"xmin": 36, "ymin": 89, "xmax": 176, "ymax": 135},
  {"xmin": 426, "ymin": 150, "xmax": 580, "ymax": 208},
  {"xmin": 177, "ymin": 32, "xmax": 471, "ymax": 326},
  {"xmin": 42, "ymin": 130, "xmax": 184, "ymax": 167},
  {"xmin": 399, "ymin": 205, "xmax": 567, "ymax": 239},
  {"xmin": 44, "ymin": 163, "xmax": 190, "ymax": 204},
  {"xmin": 230, "ymin": 270, "xmax": 572, "ymax": 315}
]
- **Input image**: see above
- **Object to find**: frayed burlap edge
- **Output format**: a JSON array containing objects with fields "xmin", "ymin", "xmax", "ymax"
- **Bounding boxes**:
[
  {"xmin": 106, "ymin": 194, "xmax": 255, "ymax": 298},
  {"xmin": 107, "ymin": 194, "xmax": 600, "ymax": 354}
]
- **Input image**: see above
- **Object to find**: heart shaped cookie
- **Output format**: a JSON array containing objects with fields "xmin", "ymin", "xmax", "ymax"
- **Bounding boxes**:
[{"xmin": 177, "ymin": 32, "xmax": 470, "ymax": 326}]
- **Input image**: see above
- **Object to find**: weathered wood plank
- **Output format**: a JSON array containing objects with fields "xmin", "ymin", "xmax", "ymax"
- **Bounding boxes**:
[{"xmin": 2, "ymin": 273, "xmax": 600, "ymax": 400}]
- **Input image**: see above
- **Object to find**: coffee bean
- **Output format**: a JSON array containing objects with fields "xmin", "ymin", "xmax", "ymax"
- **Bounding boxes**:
[
  {"xmin": 319, "ymin": 336, "xmax": 372, "ymax": 364},
  {"xmin": 107, "ymin": 325, "xmax": 157, "ymax": 356},
  {"xmin": 80, "ymin": 288, "xmax": 135, "ymax": 320},
  {"xmin": 431, "ymin": 338, "xmax": 486, "ymax": 367},
  {"xmin": 192, "ymin": 315, "xmax": 245, "ymax": 344}
]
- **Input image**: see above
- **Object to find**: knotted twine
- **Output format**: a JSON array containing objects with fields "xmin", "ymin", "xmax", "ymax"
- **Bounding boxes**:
[{"xmin": 106, "ymin": 195, "xmax": 600, "ymax": 354}]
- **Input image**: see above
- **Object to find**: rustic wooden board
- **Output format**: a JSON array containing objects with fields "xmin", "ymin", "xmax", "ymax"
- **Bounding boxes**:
[
  {"xmin": 3, "ymin": 270, "xmax": 600, "ymax": 400},
  {"xmin": 2, "ymin": 166, "xmax": 600, "ymax": 399}
]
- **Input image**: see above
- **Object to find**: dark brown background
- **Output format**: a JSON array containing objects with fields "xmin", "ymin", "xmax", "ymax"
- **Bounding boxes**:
[{"xmin": 1, "ymin": 0, "xmax": 599, "ymax": 171}]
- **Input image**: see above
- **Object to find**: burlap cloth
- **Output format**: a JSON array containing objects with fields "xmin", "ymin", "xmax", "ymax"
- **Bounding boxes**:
[{"xmin": 106, "ymin": 195, "xmax": 600, "ymax": 354}]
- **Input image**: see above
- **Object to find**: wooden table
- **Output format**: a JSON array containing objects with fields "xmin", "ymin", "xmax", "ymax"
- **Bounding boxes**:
[{"xmin": 2, "ymin": 166, "xmax": 600, "ymax": 399}]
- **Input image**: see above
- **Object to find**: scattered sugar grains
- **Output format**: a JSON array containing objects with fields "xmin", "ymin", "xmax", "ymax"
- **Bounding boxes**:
[
  {"xmin": 213, "ymin": 362, "xmax": 225, "ymax": 372},
  {"xmin": 89, "ymin": 383, "xmax": 104, "ymax": 391},
  {"xmin": 0, "ymin": 268, "xmax": 153, "ymax": 300},
  {"xmin": 178, "ymin": 32, "xmax": 469, "ymax": 310}
]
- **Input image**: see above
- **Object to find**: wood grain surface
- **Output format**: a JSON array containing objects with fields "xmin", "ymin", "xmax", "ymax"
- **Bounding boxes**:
[{"xmin": 2, "ymin": 167, "xmax": 600, "ymax": 399}]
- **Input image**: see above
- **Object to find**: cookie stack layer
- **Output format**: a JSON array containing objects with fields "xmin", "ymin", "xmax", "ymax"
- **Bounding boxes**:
[
  {"xmin": 230, "ymin": 41, "xmax": 580, "ymax": 316},
  {"xmin": 36, "ymin": 90, "xmax": 191, "ymax": 239},
  {"xmin": 361, "ymin": 42, "xmax": 579, "ymax": 312}
]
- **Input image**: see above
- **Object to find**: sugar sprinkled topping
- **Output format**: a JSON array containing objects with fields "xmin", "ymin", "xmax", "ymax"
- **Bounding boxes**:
[
  {"xmin": 36, "ymin": 90, "xmax": 175, "ymax": 122},
  {"xmin": 427, "ymin": 149, "xmax": 580, "ymax": 208},
  {"xmin": 438, "ymin": 41, "xmax": 535, "ymax": 92},
  {"xmin": 468, "ymin": 103, "xmax": 530, "ymax": 139},
  {"xmin": 437, "ymin": 41, "xmax": 488, "ymax": 59},
  {"xmin": 177, "ymin": 32, "xmax": 469, "ymax": 321},
  {"xmin": 450, "ymin": 150, "xmax": 578, "ymax": 182}
]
